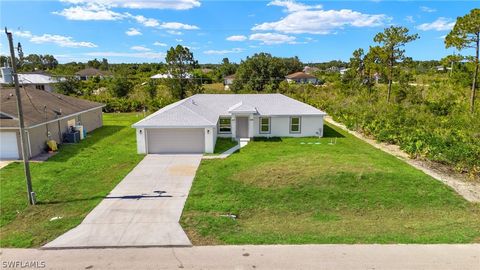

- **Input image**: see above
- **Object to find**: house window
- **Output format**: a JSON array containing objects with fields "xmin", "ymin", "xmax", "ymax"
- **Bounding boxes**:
[
  {"xmin": 259, "ymin": 117, "xmax": 270, "ymax": 134},
  {"xmin": 290, "ymin": 117, "xmax": 301, "ymax": 133},
  {"xmin": 219, "ymin": 118, "xmax": 231, "ymax": 133},
  {"xmin": 35, "ymin": 85, "xmax": 45, "ymax": 90}
]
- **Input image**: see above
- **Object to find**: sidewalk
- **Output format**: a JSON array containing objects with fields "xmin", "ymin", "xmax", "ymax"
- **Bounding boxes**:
[{"xmin": 1, "ymin": 244, "xmax": 479, "ymax": 269}]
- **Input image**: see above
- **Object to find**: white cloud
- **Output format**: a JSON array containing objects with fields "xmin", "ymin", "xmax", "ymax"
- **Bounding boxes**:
[
  {"xmin": 153, "ymin": 41, "xmax": 167, "ymax": 46},
  {"xmin": 159, "ymin": 22, "xmax": 199, "ymax": 30},
  {"xmin": 226, "ymin": 35, "xmax": 247, "ymax": 41},
  {"xmin": 167, "ymin": 30, "xmax": 183, "ymax": 35},
  {"xmin": 420, "ymin": 6, "xmax": 436, "ymax": 13},
  {"xmin": 126, "ymin": 28, "xmax": 142, "ymax": 36},
  {"xmin": 130, "ymin": 45, "xmax": 151, "ymax": 51},
  {"xmin": 253, "ymin": 0, "xmax": 389, "ymax": 34},
  {"xmin": 268, "ymin": 0, "xmax": 322, "ymax": 12},
  {"xmin": 53, "ymin": 3, "xmax": 125, "ymax": 20},
  {"xmin": 417, "ymin": 17, "xmax": 455, "ymax": 31},
  {"xmin": 405, "ymin": 16, "xmax": 415, "ymax": 23},
  {"xmin": 85, "ymin": 51, "xmax": 165, "ymax": 59},
  {"xmin": 249, "ymin": 33, "xmax": 296, "ymax": 45},
  {"xmin": 203, "ymin": 48, "xmax": 244, "ymax": 55},
  {"xmin": 131, "ymin": 14, "xmax": 159, "ymax": 27},
  {"xmin": 30, "ymin": 34, "xmax": 97, "ymax": 48},
  {"xmin": 60, "ymin": 0, "xmax": 201, "ymax": 10},
  {"xmin": 175, "ymin": 38, "xmax": 183, "ymax": 42},
  {"xmin": 14, "ymin": 31, "xmax": 33, "ymax": 38}
]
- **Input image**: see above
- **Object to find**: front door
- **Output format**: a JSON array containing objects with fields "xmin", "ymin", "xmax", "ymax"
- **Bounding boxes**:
[{"xmin": 236, "ymin": 117, "xmax": 249, "ymax": 138}]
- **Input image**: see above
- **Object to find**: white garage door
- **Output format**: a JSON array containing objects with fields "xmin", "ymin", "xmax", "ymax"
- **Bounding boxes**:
[
  {"xmin": 147, "ymin": 128, "xmax": 205, "ymax": 154},
  {"xmin": 0, "ymin": 132, "xmax": 19, "ymax": 159}
]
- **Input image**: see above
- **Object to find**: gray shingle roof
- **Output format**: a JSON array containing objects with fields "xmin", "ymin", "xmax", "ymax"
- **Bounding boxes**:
[
  {"xmin": 133, "ymin": 94, "xmax": 326, "ymax": 128},
  {"xmin": 1, "ymin": 87, "xmax": 104, "ymax": 128}
]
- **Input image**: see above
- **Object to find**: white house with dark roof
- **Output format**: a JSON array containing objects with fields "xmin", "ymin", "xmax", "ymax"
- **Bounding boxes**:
[
  {"xmin": 285, "ymin": 72, "xmax": 318, "ymax": 85},
  {"xmin": 1, "ymin": 67, "xmax": 59, "ymax": 91},
  {"xmin": 132, "ymin": 94, "xmax": 326, "ymax": 154}
]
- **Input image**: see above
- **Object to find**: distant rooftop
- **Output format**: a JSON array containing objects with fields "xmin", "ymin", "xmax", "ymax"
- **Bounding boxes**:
[
  {"xmin": 75, "ymin": 68, "xmax": 111, "ymax": 77},
  {"xmin": 285, "ymin": 72, "xmax": 317, "ymax": 80}
]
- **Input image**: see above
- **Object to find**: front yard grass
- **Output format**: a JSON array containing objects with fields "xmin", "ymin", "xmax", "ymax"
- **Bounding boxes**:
[
  {"xmin": 213, "ymin": 138, "xmax": 238, "ymax": 154},
  {"xmin": 181, "ymin": 124, "xmax": 480, "ymax": 244},
  {"xmin": 0, "ymin": 113, "xmax": 144, "ymax": 247}
]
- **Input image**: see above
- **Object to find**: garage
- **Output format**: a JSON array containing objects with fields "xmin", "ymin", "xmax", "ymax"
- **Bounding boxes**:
[
  {"xmin": 0, "ymin": 131, "xmax": 19, "ymax": 159},
  {"xmin": 147, "ymin": 128, "xmax": 205, "ymax": 154}
]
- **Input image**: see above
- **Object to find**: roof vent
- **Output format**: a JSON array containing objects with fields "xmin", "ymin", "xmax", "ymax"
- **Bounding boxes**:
[{"xmin": 191, "ymin": 99, "xmax": 196, "ymax": 105}]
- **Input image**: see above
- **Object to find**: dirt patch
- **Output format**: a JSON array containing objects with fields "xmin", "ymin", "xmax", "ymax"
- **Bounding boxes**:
[
  {"xmin": 325, "ymin": 116, "xmax": 480, "ymax": 202},
  {"xmin": 169, "ymin": 165, "xmax": 198, "ymax": 176}
]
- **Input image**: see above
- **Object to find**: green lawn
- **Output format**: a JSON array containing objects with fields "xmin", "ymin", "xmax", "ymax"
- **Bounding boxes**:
[
  {"xmin": 181, "ymin": 124, "xmax": 480, "ymax": 244},
  {"xmin": 213, "ymin": 138, "xmax": 238, "ymax": 154},
  {"xmin": 0, "ymin": 113, "xmax": 144, "ymax": 247}
]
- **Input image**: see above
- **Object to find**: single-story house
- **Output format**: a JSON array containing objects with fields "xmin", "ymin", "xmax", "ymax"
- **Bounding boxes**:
[
  {"xmin": 150, "ymin": 72, "xmax": 193, "ymax": 79},
  {"xmin": 435, "ymin": 65, "xmax": 452, "ymax": 72},
  {"xmin": 0, "ymin": 87, "xmax": 104, "ymax": 160},
  {"xmin": 223, "ymin": 74, "xmax": 235, "ymax": 90},
  {"xmin": 1, "ymin": 67, "xmax": 59, "ymax": 91},
  {"xmin": 339, "ymin": 67, "xmax": 349, "ymax": 76},
  {"xmin": 132, "ymin": 94, "xmax": 326, "ymax": 154},
  {"xmin": 75, "ymin": 68, "xmax": 111, "ymax": 81},
  {"xmin": 285, "ymin": 72, "xmax": 318, "ymax": 85}
]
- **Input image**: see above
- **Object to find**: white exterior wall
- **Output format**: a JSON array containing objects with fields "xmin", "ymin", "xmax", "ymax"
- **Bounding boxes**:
[
  {"xmin": 248, "ymin": 114, "xmax": 254, "ymax": 137},
  {"xmin": 253, "ymin": 115, "xmax": 324, "ymax": 137},
  {"xmin": 136, "ymin": 128, "xmax": 146, "ymax": 154},
  {"xmin": 204, "ymin": 127, "xmax": 214, "ymax": 153}
]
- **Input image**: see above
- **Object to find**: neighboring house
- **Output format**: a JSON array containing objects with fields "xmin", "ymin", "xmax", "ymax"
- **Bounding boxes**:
[
  {"xmin": 435, "ymin": 65, "xmax": 452, "ymax": 72},
  {"xmin": 132, "ymin": 94, "xmax": 326, "ymax": 154},
  {"xmin": 339, "ymin": 67, "xmax": 349, "ymax": 76},
  {"xmin": 223, "ymin": 74, "xmax": 235, "ymax": 90},
  {"xmin": 150, "ymin": 72, "xmax": 193, "ymax": 79},
  {"xmin": 326, "ymin": 66, "xmax": 340, "ymax": 73},
  {"xmin": 1, "ymin": 67, "xmax": 58, "ymax": 91},
  {"xmin": 303, "ymin": 66, "xmax": 319, "ymax": 74},
  {"xmin": 75, "ymin": 68, "xmax": 111, "ymax": 81},
  {"xmin": 0, "ymin": 88, "xmax": 104, "ymax": 160},
  {"xmin": 285, "ymin": 72, "xmax": 318, "ymax": 85}
]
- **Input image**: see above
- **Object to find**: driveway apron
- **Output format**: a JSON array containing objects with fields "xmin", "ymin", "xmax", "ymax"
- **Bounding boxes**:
[{"xmin": 43, "ymin": 154, "xmax": 202, "ymax": 248}]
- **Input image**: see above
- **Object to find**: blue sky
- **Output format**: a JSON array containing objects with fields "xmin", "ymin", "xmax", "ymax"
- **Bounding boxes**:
[{"xmin": 0, "ymin": 0, "xmax": 476, "ymax": 64}]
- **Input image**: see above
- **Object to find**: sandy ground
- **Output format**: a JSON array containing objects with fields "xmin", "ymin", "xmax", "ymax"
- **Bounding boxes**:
[{"xmin": 325, "ymin": 116, "xmax": 480, "ymax": 202}]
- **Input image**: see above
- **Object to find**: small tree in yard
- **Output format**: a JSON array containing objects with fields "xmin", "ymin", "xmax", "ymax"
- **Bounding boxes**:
[
  {"xmin": 109, "ymin": 77, "xmax": 132, "ymax": 98},
  {"xmin": 165, "ymin": 45, "xmax": 201, "ymax": 99},
  {"xmin": 445, "ymin": 8, "xmax": 480, "ymax": 113},
  {"xmin": 144, "ymin": 79, "xmax": 157, "ymax": 99},
  {"xmin": 374, "ymin": 26, "xmax": 419, "ymax": 102},
  {"xmin": 55, "ymin": 77, "xmax": 82, "ymax": 96}
]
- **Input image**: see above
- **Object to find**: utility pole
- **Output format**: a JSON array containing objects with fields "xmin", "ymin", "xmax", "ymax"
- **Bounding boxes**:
[{"xmin": 5, "ymin": 28, "xmax": 35, "ymax": 205}]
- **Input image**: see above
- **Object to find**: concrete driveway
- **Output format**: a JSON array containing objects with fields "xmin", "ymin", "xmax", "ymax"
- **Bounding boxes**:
[{"xmin": 44, "ymin": 154, "xmax": 202, "ymax": 248}]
